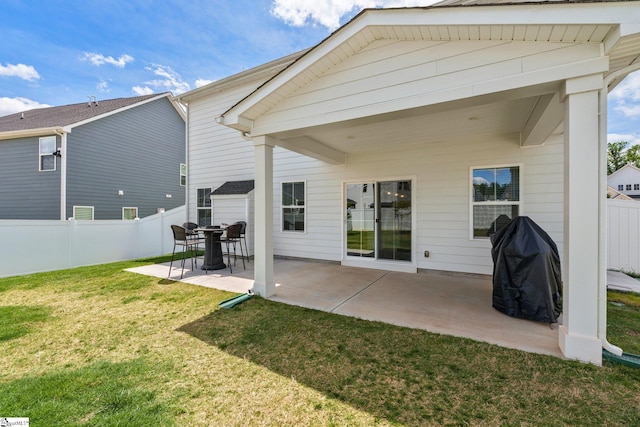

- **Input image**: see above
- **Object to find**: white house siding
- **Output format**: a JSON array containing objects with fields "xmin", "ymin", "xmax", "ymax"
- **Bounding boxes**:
[
  {"xmin": 607, "ymin": 165, "xmax": 640, "ymax": 199},
  {"xmin": 271, "ymin": 132, "xmax": 564, "ymax": 276},
  {"xmin": 250, "ymin": 39, "xmax": 602, "ymax": 135},
  {"xmin": 186, "ymin": 75, "xmax": 289, "ymax": 262}
]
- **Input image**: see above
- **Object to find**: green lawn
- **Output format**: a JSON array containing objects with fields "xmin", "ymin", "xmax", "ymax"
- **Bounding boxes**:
[{"xmin": 1, "ymin": 258, "xmax": 639, "ymax": 426}]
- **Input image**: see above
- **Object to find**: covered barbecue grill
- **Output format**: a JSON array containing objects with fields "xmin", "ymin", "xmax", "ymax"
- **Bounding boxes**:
[{"xmin": 490, "ymin": 216, "xmax": 562, "ymax": 323}]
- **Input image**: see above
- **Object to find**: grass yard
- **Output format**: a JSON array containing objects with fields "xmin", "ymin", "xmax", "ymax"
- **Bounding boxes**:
[{"xmin": 1, "ymin": 257, "xmax": 639, "ymax": 426}]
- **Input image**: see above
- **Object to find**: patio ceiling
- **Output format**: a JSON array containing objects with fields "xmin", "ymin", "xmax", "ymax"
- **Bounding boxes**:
[{"xmin": 272, "ymin": 81, "xmax": 561, "ymax": 155}]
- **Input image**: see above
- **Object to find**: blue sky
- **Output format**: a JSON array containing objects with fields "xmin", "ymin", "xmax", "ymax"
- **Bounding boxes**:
[{"xmin": 1, "ymin": 0, "xmax": 639, "ymax": 144}]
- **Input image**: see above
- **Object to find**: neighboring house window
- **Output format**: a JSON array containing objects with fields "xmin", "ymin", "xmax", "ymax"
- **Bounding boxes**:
[
  {"xmin": 123, "ymin": 207, "xmax": 138, "ymax": 220},
  {"xmin": 39, "ymin": 136, "xmax": 56, "ymax": 171},
  {"xmin": 627, "ymin": 184, "xmax": 632, "ymax": 191},
  {"xmin": 635, "ymin": 184, "xmax": 639, "ymax": 191},
  {"xmin": 618, "ymin": 185, "xmax": 624, "ymax": 191},
  {"xmin": 197, "ymin": 187, "xmax": 212, "ymax": 226},
  {"xmin": 471, "ymin": 166, "xmax": 520, "ymax": 239},
  {"xmin": 73, "ymin": 206, "xmax": 94, "ymax": 220},
  {"xmin": 180, "ymin": 163, "xmax": 187, "ymax": 186},
  {"xmin": 282, "ymin": 181, "xmax": 305, "ymax": 232}
]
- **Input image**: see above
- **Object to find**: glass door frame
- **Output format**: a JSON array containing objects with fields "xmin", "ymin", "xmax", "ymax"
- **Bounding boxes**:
[{"xmin": 342, "ymin": 177, "xmax": 417, "ymax": 273}]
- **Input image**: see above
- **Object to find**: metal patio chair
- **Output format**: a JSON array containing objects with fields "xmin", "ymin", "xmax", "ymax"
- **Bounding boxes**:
[
  {"xmin": 220, "ymin": 222, "xmax": 245, "ymax": 273},
  {"xmin": 169, "ymin": 224, "xmax": 200, "ymax": 279}
]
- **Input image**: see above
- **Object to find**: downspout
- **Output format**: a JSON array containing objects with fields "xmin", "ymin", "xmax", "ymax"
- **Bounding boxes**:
[
  {"xmin": 185, "ymin": 102, "xmax": 190, "ymax": 222},
  {"xmin": 599, "ymin": 63, "xmax": 640, "ymax": 356},
  {"xmin": 55, "ymin": 129, "xmax": 67, "ymax": 221}
]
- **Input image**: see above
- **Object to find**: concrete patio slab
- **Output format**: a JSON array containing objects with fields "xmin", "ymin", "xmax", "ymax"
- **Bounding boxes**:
[
  {"xmin": 332, "ymin": 271, "xmax": 561, "ymax": 357},
  {"xmin": 269, "ymin": 260, "xmax": 388, "ymax": 312},
  {"xmin": 127, "ymin": 258, "xmax": 567, "ymax": 358}
]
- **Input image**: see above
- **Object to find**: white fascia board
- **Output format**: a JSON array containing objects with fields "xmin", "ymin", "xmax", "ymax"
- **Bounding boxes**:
[
  {"xmin": 378, "ymin": 2, "xmax": 640, "ymax": 28},
  {"xmin": 65, "ymin": 92, "xmax": 177, "ymax": 130},
  {"xmin": 0, "ymin": 127, "xmax": 67, "ymax": 141}
]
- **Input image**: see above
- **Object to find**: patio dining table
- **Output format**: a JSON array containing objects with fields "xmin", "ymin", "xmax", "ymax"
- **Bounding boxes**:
[{"xmin": 195, "ymin": 227, "xmax": 226, "ymax": 270}]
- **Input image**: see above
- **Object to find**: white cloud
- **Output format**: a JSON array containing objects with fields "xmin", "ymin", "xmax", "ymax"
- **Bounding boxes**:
[
  {"xmin": 0, "ymin": 63, "xmax": 40, "ymax": 81},
  {"xmin": 82, "ymin": 52, "xmax": 134, "ymax": 68},
  {"xmin": 0, "ymin": 97, "xmax": 50, "ymax": 116},
  {"xmin": 133, "ymin": 64, "xmax": 191, "ymax": 95},
  {"xmin": 195, "ymin": 78, "xmax": 214, "ymax": 88},
  {"xmin": 132, "ymin": 86, "xmax": 155, "ymax": 96},
  {"xmin": 97, "ymin": 78, "xmax": 111, "ymax": 93},
  {"xmin": 610, "ymin": 71, "xmax": 640, "ymax": 119},
  {"xmin": 608, "ymin": 133, "xmax": 640, "ymax": 146},
  {"xmin": 270, "ymin": 0, "xmax": 440, "ymax": 30}
]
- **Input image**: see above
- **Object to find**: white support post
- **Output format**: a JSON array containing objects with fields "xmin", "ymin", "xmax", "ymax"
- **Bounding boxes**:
[
  {"xmin": 253, "ymin": 135, "xmax": 276, "ymax": 297},
  {"xmin": 559, "ymin": 74, "xmax": 604, "ymax": 365}
]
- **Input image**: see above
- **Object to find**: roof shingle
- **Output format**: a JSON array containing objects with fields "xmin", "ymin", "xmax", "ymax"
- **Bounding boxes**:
[
  {"xmin": 0, "ymin": 93, "xmax": 165, "ymax": 132},
  {"xmin": 211, "ymin": 180, "xmax": 255, "ymax": 196}
]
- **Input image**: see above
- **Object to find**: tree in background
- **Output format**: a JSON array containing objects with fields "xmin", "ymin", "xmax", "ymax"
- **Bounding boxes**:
[
  {"xmin": 608, "ymin": 141, "xmax": 630, "ymax": 175},
  {"xmin": 624, "ymin": 144, "xmax": 640, "ymax": 169}
]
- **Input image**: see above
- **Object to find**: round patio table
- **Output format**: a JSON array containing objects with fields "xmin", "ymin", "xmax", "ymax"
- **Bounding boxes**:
[{"xmin": 196, "ymin": 227, "xmax": 226, "ymax": 270}]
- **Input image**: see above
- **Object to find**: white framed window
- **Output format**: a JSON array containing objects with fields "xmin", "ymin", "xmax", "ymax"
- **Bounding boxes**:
[
  {"xmin": 635, "ymin": 184, "xmax": 639, "ymax": 191},
  {"xmin": 122, "ymin": 207, "xmax": 138, "ymax": 220},
  {"xmin": 282, "ymin": 181, "xmax": 305, "ymax": 232},
  {"xmin": 180, "ymin": 163, "xmax": 187, "ymax": 186},
  {"xmin": 73, "ymin": 206, "xmax": 94, "ymax": 220},
  {"xmin": 627, "ymin": 184, "xmax": 632, "ymax": 191},
  {"xmin": 197, "ymin": 187, "xmax": 212, "ymax": 226},
  {"xmin": 470, "ymin": 165, "xmax": 521, "ymax": 239},
  {"xmin": 618, "ymin": 184, "xmax": 624, "ymax": 191},
  {"xmin": 39, "ymin": 136, "xmax": 57, "ymax": 171}
]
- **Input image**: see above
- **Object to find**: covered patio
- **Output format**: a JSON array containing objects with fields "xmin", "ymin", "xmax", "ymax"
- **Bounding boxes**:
[{"xmin": 128, "ymin": 259, "xmax": 561, "ymax": 358}]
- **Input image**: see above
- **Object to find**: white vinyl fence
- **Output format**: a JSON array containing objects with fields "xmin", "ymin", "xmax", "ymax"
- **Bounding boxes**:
[
  {"xmin": 2, "ymin": 201, "xmax": 639, "ymax": 278},
  {"xmin": 0, "ymin": 206, "xmax": 185, "ymax": 278},
  {"xmin": 608, "ymin": 199, "xmax": 640, "ymax": 273}
]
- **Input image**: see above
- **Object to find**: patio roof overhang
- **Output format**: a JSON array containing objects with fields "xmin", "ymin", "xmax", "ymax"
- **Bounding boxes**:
[{"xmin": 218, "ymin": 2, "xmax": 640, "ymax": 164}]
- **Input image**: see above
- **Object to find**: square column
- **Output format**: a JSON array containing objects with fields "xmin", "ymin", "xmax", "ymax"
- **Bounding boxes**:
[
  {"xmin": 252, "ymin": 135, "xmax": 276, "ymax": 297},
  {"xmin": 560, "ymin": 74, "xmax": 604, "ymax": 364}
]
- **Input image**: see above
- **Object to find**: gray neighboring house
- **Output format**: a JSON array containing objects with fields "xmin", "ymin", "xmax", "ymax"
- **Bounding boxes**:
[{"xmin": 0, "ymin": 92, "xmax": 186, "ymax": 220}]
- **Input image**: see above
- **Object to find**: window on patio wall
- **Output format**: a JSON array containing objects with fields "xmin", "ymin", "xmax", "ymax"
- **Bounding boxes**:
[
  {"xmin": 471, "ymin": 165, "xmax": 521, "ymax": 239},
  {"xmin": 282, "ymin": 181, "xmax": 305, "ymax": 232},
  {"xmin": 197, "ymin": 187, "xmax": 212, "ymax": 226}
]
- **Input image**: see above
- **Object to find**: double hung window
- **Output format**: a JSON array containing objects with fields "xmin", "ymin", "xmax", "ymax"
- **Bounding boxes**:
[
  {"xmin": 180, "ymin": 164, "xmax": 186, "ymax": 186},
  {"xmin": 471, "ymin": 166, "xmax": 520, "ymax": 238},
  {"xmin": 39, "ymin": 136, "xmax": 56, "ymax": 171},
  {"xmin": 197, "ymin": 187, "xmax": 212, "ymax": 226},
  {"xmin": 282, "ymin": 181, "xmax": 305, "ymax": 232}
]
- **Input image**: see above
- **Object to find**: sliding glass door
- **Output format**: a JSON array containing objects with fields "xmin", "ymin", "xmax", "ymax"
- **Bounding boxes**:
[
  {"xmin": 346, "ymin": 183, "xmax": 375, "ymax": 257},
  {"xmin": 377, "ymin": 181, "xmax": 412, "ymax": 261},
  {"xmin": 345, "ymin": 180, "xmax": 412, "ymax": 262}
]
